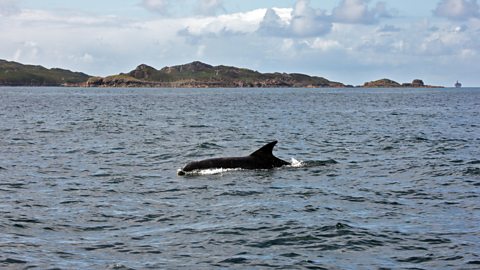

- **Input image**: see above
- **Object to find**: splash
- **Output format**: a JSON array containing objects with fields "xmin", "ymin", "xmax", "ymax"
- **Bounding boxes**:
[
  {"xmin": 290, "ymin": 157, "xmax": 305, "ymax": 168},
  {"xmin": 288, "ymin": 158, "xmax": 338, "ymax": 168}
]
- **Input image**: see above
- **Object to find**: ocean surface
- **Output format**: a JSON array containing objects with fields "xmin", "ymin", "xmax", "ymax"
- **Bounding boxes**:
[{"xmin": 0, "ymin": 87, "xmax": 479, "ymax": 269}]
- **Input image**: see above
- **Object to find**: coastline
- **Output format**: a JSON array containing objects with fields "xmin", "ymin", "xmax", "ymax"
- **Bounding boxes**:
[{"xmin": 1, "ymin": 59, "xmax": 446, "ymax": 88}]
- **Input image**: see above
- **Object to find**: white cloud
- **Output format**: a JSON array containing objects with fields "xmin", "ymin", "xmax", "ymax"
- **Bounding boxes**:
[
  {"xmin": 377, "ymin": 24, "xmax": 402, "ymax": 32},
  {"xmin": 140, "ymin": 0, "xmax": 225, "ymax": 17},
  {"xmin": 333, "ymin": 0, "xmax": 371, "ymax": 23},
  {"xmin": 257, "ymin": 8, "xmax": 288, "ymax": 36},
  {"xmin": 14, "ymin": 9, "xmax": 127, "ymax": 27},
  {"xmin": 332, "ymin": 0, "xmax": 391, "ymax": 24},
  {"xmin": 195, "ymin": 0, "xmax": 225, "ymax": 16},
  {"xmin": 434, "ymin": 0, "xmax": 480, "ymax": 20},
  {"xmin": 141, "ymin": 0, "xmax": 171, "ymax": 15},
  {"xmin": 178, "ymin": 8, "xmax": 266, "ymax": 38},
  {"xmin": 373, "ymin": 2, "xmax": 392, "ymax": 18},
  {"xmin": 13, "ymin": 41, "xmax": 40, "ymax": 62},
  {"xmin": 290, "ymin": 0, "xmax": 332, "ymax": 36},
  {"xmin": 258, "ymin": 0, "xmax": 393, "ymax": 38},
  {"xmin": 419, "ymin": 34, "xmax": 451, "ymax": 55},
  {"xmin": 0, "ymin": 0, "xmax": 19, "ymax": 16},
  {"xmin": 1, "ymin": 8, "xmax": 185, "ymax": 75},
  {"xmin": 258, "ymin": 0, "xmax": 332, "ymax": 37},
  {"xmin": 308, "ymin": 38, "xmax": 342, "ymax": 51}
]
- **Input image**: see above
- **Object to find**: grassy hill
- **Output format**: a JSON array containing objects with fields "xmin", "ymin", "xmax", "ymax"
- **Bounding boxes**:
[
  {"xmin": 87, "ymin": 61, "xmax": 345, "ymax": 88},
  {"xmin": 0, "ymin": 59, "xmax": 90, "ymax": 86}
]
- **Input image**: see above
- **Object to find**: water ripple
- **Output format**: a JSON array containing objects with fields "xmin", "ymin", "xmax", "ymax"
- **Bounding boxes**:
[{"xmin": 0, "ymin": 87, "xmax": 479, "ymax": 269}]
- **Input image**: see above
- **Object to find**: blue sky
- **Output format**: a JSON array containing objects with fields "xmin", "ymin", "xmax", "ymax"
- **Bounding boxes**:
[{"xmin": 1, "ymin": 0, "xmax": 479, "ymax": 86}]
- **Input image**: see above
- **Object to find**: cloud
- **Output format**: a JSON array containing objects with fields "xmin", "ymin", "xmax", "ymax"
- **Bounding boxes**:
[
  {"xmin": 377, "ymin": 24, "xmax": 402, "ymax": 32},
  {"xmin": 290, "ymin": 0, "xmax": 332, "ymax": 36},
  {"xmin": 13, "ymin": 41, "xmax": 40, "ymax": 62},
  {"xmin": 307, "ymin": 38, "xmax": 342, "ymax": 51},
  {"xmin": 257, "ymin": 8, "xmax": 287, "ymax": 36},
  {"xmin": 141, "ymin": 0, "xmax": 225, "ymax": 17},
  {"xmin": 258, "ymin": 0, "xmax": 393, "ymax": 38},
  {"xmin": 454, "ymin": 24, "xmax": 468, "ymax": 32},
  {"xmin": 1, "ymin": 7, "xmax": 186, "ymax": 75},
  {"xmin": 178, "ymin": 8, "xmax": 266, "ymax": 39},
  {"xmin": 6, "ymin": 9, "xmax": 130, "ymax": 30},
  {"xmin": 0, "ymin": 0, "xmax": 20, "ymax": 16},
  {"xmin": 434, "ymin": 0, "xmax": 480, "ymax": 20},
  {"xmin": 2, "ymin": 0, "xmax": 479, "ymax": 86},
  {"xmin": 332, "ymin": 0, "xmax": 392, "ymax": 24},
  {"xmin": 258, "ymin": 0, "xmax": 332, "ymax": 37},
  {"xmin": 141, "ymin": 0, "xmax": 171, "ymax": 15},
  {"xmin": 195, "ymin": 0, "xmax": 225, "ymax": 16}
]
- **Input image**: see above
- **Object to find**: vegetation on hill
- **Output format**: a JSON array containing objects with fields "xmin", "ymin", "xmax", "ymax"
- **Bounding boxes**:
[
  {"xmin": 86, "ymin": 61, "xmax": 345, "ymax": 88},
  {"xmin": 0, "ymin": 59, "xmax": 90, "ymax": 86},
  {"xmin": 0, "ymin": 59, "xmax": 443, "ymax": 88}
]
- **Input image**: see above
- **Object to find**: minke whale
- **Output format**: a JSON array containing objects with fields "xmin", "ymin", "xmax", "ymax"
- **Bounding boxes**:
[{"xmin": 178, "ymin": 141, "xmax": 290, "ymax": 175}]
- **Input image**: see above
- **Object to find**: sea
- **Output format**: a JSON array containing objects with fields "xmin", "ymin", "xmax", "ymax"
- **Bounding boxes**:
[{"xmin": 0, "ymin": 87, "xmax": 479, "ymax": 269}]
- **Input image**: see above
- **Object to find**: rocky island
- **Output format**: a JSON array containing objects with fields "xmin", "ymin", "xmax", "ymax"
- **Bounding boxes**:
[
  {"xmin": 86, "ymin": 61, "xmax": 345, "ymax": 88},
  {"xmin": 0, "ymin": 59, "xmax": 444, "ymax": 88},
  {"xmin": 363, "ymin": 78, "xmax": 443, "ymax": 88}
]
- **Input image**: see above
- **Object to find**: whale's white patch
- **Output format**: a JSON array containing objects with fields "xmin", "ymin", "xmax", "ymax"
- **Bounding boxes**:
[{"xmin": 178, "ymin": 168, "xmax": 243, "ymax": 176}]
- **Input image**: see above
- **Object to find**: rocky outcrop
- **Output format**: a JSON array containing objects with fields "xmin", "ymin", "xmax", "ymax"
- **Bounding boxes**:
[
  {"xmin": 129, "ymin": 64, "xmax": 156, "ymax": 80},
  {"xmin": 363, "ymin": 78, "xmax": 443, "ymax": 88},
  {"xmin": 86, "ymin": 75, "xmax": 157, "ymax": 87},
  {"xmin": 363, "ymin": 79, "xmax": 401, "ymax": 88},
  {"xmin": 406, "ymin": 79, "xmax": 425, "ymax": 87}
]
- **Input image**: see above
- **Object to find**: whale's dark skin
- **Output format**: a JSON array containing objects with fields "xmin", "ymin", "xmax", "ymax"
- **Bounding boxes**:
[{"xmin": 178, "ymin": 141, "xmax": 290, "ymax": 175}]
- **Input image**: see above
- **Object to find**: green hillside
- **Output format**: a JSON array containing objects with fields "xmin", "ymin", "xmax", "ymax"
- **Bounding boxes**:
[
  {"xmin": 0, "ymin": 59, "xmax": 90, "ymax": 86},
  {"xmin": 87, "ymin": 61, "xmax": 345, "ymax": 88}
]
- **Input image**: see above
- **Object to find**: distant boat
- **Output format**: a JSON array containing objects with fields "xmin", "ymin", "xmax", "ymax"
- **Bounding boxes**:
[{"xmin": 455, "ymin": 80, "xmax": 462, "ymax": 88}]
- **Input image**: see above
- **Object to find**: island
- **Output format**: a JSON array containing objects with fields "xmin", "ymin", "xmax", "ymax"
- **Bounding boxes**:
[
  {"xmin": 0, "ymin": 59, "xmax": 444, "ymax": 88},
  {"xmin": 86, "ymin": 61, "xmax": 345, "ymax": 88},
  {"xmin": 0, "ymin": 59, "xmax": 89, "ymax": 86},
  {"xmin": 363, "ymin": 78, "xmax": 443, "ymax": 88}
]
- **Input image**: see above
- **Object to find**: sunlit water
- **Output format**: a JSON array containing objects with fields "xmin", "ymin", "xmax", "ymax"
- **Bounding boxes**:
[{"xmin": 1, "ymin": 87, "xmax": 479, "ymax": 269}]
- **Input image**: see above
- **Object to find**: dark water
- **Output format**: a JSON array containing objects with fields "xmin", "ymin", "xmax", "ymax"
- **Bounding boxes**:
[{"xmin": 1, "ymin": 87, "xmax": 479, "ymax": 269}]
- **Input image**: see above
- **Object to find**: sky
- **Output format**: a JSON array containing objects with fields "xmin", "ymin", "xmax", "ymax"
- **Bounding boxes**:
[{"xmin": 1, "ymin": 0, "xmax": 479, "ymax": 86}]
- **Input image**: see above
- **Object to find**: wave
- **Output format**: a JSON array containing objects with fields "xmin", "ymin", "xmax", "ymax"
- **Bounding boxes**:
[{"xmin": 291, "ymin": 158, "xmax": 338, "ymax": 168}]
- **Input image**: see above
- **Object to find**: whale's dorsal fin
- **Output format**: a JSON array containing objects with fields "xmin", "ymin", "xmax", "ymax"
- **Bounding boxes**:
[{"xmin": 250, "ymin": 141, "xmax": 278, "ymax": 158}]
